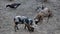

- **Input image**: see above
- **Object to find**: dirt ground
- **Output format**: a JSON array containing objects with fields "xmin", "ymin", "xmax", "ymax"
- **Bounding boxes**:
[{"xmin": 0, "ymin": 0, "xmax": 60, "ymax": 34}]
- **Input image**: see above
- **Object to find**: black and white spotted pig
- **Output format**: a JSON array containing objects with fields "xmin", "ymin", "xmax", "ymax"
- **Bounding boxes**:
[{"xmin": 14, "ymin": 16, "xmax": 34, "ymax": 32}]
